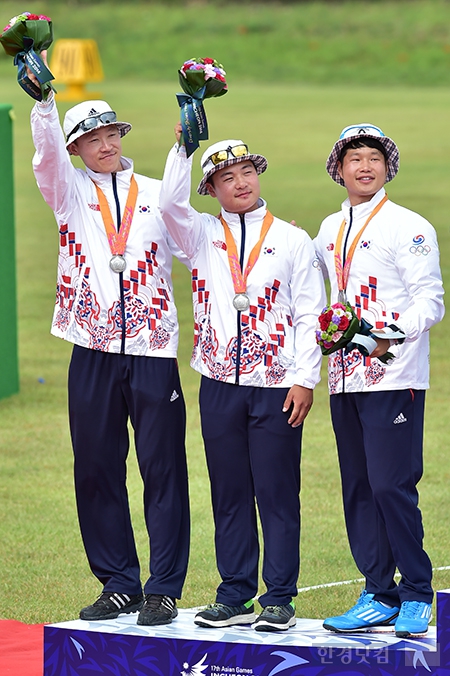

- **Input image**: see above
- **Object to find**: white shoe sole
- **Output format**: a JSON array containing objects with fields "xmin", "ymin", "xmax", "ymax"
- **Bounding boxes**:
[
  {"xmin": 253, "ymin": 616, "xmax": 296, "ymax": 632},
  {"xmin": 195, "ymin": 612, "xmax": 258, "ymax": 628}
]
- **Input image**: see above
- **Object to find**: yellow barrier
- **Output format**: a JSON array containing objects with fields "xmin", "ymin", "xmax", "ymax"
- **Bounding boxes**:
[{"xmin": 49, "ymin": 39, "xmax": 104, "ymax": 101}]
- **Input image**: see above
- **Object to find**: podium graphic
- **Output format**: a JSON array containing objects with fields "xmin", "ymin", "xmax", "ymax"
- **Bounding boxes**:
[{"xmin": 43, "ymin": 589, "xmax": 450, "ymax": 675}]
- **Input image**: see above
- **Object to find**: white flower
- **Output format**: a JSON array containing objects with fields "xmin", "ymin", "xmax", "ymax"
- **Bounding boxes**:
[{"xmin": 203, "ymin": 64, "xmax": 217, "ymax": 80}]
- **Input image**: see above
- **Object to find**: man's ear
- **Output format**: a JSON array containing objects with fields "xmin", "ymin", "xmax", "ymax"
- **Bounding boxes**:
[
  {"xmin": 67, "ymin": 141, "xmax": 80, "ymax": 156},
  {"xmin": 337, "ymin": 160, "xmax": 344, "ymax": 183},
  {"xmin": 206, "ymin": 181, "xmax": 217, "ymax": 199}
]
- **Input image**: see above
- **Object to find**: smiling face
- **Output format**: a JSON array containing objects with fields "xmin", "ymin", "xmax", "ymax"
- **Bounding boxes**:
[
  {"xmin": 338, "ymin": 144, "xmax": 388, "ymax": 206},
  {"xmin": 67, "ymin": 124, "xmax": 123, "ymax": 173},
  {"xmin": 206, "ymin": 160, "xmax": 261, "ymax": 214}
]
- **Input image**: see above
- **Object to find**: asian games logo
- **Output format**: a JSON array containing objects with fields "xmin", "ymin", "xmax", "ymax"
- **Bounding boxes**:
[
  {"xmin": 180, "ymin": 650, "xmax": 309, "ymax": 675},
  {"xmin": 410, "ymin": 234, "xmax": 431, "ymax": 256},
  {"xmin": 180, "ymin": 654, "xmax": 208, "ymax": 675}
]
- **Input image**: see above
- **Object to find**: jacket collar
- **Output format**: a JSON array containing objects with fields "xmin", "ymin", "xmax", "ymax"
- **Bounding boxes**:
[
  {"xmin": 86, "ymin": 155, "xmax": 134, "ymax": 189},
  {"xmin": 220, "ymin": 198, "xmax": 267, "ymax": 227},
  {"xmin": 341, "ymin": 187, "xmax": 386, "ymax": 221}
]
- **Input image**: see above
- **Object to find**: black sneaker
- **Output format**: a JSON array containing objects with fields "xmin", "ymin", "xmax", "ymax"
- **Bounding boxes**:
[
  {"xmin": 79, "ymin": 592, "xmax": 144, "ymax": 621},
  {"xmin": 253, "ymin": 602, "xmax": 296, "ymax": 632},
  {"xmin": 137, "ymin": 594, "xmax": 178, "ymax": 626},
  {"xmin": 194, "ymin": 601, "xmax": 257, "ymax": 628}
]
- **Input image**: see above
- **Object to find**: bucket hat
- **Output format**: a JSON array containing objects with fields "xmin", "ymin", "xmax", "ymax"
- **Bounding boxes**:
[
  {"xmin": 326, "ymin": 123, "xmax": 399, "ymax": 186},
  {"xmin": 63, "ymin": 100, "xmax": 132, "ymax": 153},
  {"xmin": 197, "ymin": 139, "xmax": 267, "ymax": 195}
]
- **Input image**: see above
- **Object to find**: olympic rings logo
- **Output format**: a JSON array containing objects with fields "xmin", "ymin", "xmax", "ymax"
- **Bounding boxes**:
[{"xmin": 409, "ymin": 244, "xmax": 431, "ymax": 256}]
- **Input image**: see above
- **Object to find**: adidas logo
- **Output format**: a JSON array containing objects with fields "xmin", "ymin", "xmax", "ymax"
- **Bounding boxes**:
[
  {"xmin": 393, "ymin": 412, "xmax": 407, "ymax": 424},
  {"xmin": 170, "ymin": 390, "xmax": 179, "ymax": 402},
  {"xmin": 88, "ymin": 107, "xmax": 98, "ymax": 115},
  {"xmin": 110, "ymin": 593, "xmax": 132, "ymax": 609}
]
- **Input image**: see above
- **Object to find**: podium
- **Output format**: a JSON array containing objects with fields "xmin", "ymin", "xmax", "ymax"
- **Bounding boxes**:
[{"xmin": 43, "ymin": 590, "xmax": 450, "ymax": 675}]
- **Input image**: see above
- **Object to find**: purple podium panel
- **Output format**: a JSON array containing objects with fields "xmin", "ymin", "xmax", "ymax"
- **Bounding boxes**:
[{"xmin": 44, "ymin": 589, "xmax": 450, "ymax": 676}]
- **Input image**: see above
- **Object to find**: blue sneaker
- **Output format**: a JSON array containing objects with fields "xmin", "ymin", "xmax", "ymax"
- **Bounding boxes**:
[
  {"xmin": 323, "ymin": 590, "xmax": 400, "ymax": 633},
  {"xmin": 395, "ymin": 601, "xmax": 432, "ymax": 637}
]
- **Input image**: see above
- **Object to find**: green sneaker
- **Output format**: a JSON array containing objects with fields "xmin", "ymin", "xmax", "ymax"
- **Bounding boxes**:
[
  {"xmin": 194, "ymin": 601, "xmax": 257, "ymax": 628},
  {"xmin": 253, "ymin": 602, "xmax": 296, "ymax": 632}
]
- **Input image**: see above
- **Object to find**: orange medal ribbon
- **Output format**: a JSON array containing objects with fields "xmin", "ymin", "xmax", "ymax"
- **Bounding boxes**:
[
  {"xmin": 94, "ymin": 175, "xmax": 138, "ymax": 272},
  {"xmin": 334, "ymin": 194, "xmax": 388, "ymax": 301},
  {"xmin": 220, "ymin": 210, "xmax": 274, "ymax": 310}
]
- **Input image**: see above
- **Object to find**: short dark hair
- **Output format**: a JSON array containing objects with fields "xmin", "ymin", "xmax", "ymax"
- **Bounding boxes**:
[{"xmin": 339, "ymin": 137, "xmax": 388, "ymax": 163}]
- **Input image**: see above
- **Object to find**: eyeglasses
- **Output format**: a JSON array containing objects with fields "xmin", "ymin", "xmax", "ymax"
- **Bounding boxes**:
[
  {"xmin": 203, "ymin": 144, "xmax": 249, "ymax": 168},
  {"xmin": 66, "ymin": 111, "xmax": 117, "ymax": 142}
]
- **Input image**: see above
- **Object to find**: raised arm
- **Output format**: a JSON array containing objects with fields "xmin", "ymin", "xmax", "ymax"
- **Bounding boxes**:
[{"xmin": 159, "ymin": 123, "xmax": 205, "ymax": 259}]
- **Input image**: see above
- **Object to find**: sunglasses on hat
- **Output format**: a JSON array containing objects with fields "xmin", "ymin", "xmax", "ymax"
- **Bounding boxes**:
[
  {"xmin": 66, "ymin": 111, "xmax": 117, "ymax": 142},
  {"xmin": 202, "ymin": 144, "xmax": 249, "ymax": 168},
  {"xmin": 339, "ymin": 124, "xmax": 384, "ymax": 140}
]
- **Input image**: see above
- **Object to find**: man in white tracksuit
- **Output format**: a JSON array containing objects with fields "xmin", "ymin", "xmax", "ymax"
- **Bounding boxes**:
[
  {"xmin": 314, "ymin": 124, "xmax": 444, "ymax": 638},
  {"xmin": 160, "ymin": 125, "xmax": 326, "ymax": 631},
  {"xmin": 28, "ymin": 57, "xmax": 189, "ymax": 625}
]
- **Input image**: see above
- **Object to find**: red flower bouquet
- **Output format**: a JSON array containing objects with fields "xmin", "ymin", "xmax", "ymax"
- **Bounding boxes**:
[
  {"xmin": 0, "ymin": 12, "xmax": 55, "ymax": 101},
  {"xmin": 316, "ymin": 302, "xmax": 360, "ymax": 354},
  {"xmin": 316, "ymin": 302, "xmax": 395, "ymax": 364},
  {"xmin": 178, "ymin": 57, "xmax": 227, "ymax": 99},
  {"xmin": 176, "ymin": 57, "xmax": 228, "ymax": 157}
]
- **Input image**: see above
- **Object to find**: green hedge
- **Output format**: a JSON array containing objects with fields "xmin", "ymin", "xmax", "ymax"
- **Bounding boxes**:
[{"xmin": 1, "ymin": 1, "xmax": 450, "ymax": 85}]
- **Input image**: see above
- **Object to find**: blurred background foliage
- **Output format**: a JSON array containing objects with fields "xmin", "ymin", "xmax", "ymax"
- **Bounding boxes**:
[{"xmin": 2, "ymin": 1, "xmax": 450, "ymax": 85}]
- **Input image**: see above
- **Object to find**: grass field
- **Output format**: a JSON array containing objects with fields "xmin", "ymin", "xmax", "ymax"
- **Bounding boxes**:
[{"xmin": 0, "ymin": 0, "xmax": 449, "ymax": 626}]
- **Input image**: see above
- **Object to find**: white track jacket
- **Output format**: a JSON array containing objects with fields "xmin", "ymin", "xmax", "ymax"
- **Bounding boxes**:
[
  {"xmin": 160, "ymin": 144, "xmax": 326, "ymax": 389},
  {"xmin": 314, "ymin": 188, "xmax": 445, "ymax": 394},
  {"xmin": 31, "ymin": 98, "xmax": 183, "ymax": 357}
]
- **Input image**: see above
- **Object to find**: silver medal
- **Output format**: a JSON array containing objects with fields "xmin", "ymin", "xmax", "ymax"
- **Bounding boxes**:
[
  {"xmin": 337, "ymin": 289, "xmax": 347, "ymax": 305},
  {"xmin": 232, "ymin": 293, "xmax": 250, "ymax": 312},
  {"xmin": 110, "ymin": 254, "xmax": 126, "ymax": 273}
]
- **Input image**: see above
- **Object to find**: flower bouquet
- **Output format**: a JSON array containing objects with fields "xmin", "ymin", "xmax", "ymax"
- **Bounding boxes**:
[
  {"xmin": 0, "ymin": 12, "xmax": 55, "ymax": 101},
  {"xmin": 176, "ymin": 57, "xmax": 227, "ymax": 157},
  {"xmin": 316, "ymin": 302, "xmax": 396, "ymax": 365}
]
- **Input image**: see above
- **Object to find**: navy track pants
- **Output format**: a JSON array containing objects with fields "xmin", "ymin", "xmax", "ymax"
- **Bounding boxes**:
[
  {"xmin": 330, "ymin": 389, "xmax": 433, "ymax": 605},
  {"xmin": 68, "ymin": 346, "xmax": 190, "ymax": 598},
  {"xmin": 199, "ymin": 376, "xmax": 303, "ymax": 607}
]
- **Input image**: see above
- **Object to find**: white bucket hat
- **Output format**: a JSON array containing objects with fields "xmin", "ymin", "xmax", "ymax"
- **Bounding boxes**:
[
  {"xmin": 63, "ymin": 100, "xmax": 132, "ymax": 154},
  {"xmin": 326, "ymin": 123, "xmax": 400, "ymax": 186},
  {"xmin": 197, "ymin": 139, "xmax": 267, "ymax": 195}
]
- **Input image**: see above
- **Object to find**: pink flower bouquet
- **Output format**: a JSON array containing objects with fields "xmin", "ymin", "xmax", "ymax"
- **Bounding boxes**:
[
  {"xmin": 176, "ymin": 57, "xmax": 227, "ymax": 157},
  {"xmin": 0, "ymin": 12, "xmax": 55, "ymax": 101}
]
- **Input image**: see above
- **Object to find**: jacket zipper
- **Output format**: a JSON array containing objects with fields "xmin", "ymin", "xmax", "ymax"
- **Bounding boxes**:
[
  {"xmin": 234, "ymin": 213, "xmax": 246, "ymax": 385},
  {"xmin": 112, "ymin": 173, "xmax": 127, "ymax": 354},
  {"xmin": 341, "ymin": 206, "xmax": 353, "ymax": 393}
]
